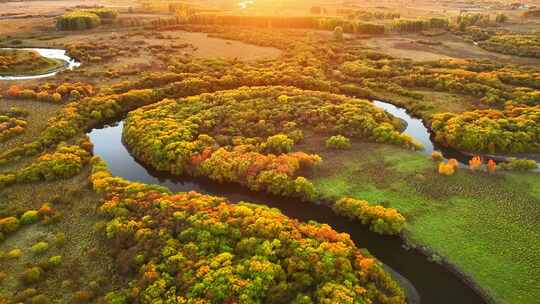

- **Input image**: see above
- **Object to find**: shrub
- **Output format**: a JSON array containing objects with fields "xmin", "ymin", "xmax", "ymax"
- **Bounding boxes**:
[
  {"xmin": 83, "ymin": 8, "xmax": 118, "ymax": 21},
  {"xmin": 20, "ymin": 210, "xmax": 39, "ymax": 225},
  {"xmin": 73, "ymin": 290, "xmax": 94, "ymax": 302},
  {"xmin": 7, "ymin": 248, "xmax": 22, "ymax": 259},
  {"xmin": 447, "ymin": 158, "xmax": 458, "ymax": 169},
  {"xmin": 55, "ymin": 232, "xmax": 67, "ymax": 247},
  {"xmin": 13, "ymin": 288, "xmax": 38, "ymax": 302},
  {"xmin": 105, "ymin": 291, "xmax": 128, "ymax": 304},
  {"xmin": 31, "ymin": 294, "xmax": 49, "ymax": 304},
  {"xmin": 326, "ymin": 135, "xmax": 351, "ymax": 150},
  {"xmin": 38, "ymin": 203, "xmax": 53, "ymax": 217},
  {"xmin": 438, "ymin": 162, "xmax": 455, "ymax": 176},
  {"xmin": 51, "ymin": 93, "xmax": 62, "ymax": 103},
  {"xmin": 48, "ymin": 255, "xmax": 63, "ymax": 267},
  {"xmin": 469, "ymin": 156, "xmax": 483, "ymax": 171},
  {"xmin": 498, "ymin": 158, "xmax": 538, "ymax": 171},
  {"xmin": 265, "ymin": 134, "xmax": 294, "ymax": 154},
  {"xmin": 21, "ymin": 267, "xmax": 43, "ymax": 284},
  {"xmin": 332, "ymin": 197, "xmax": 405, "ymax": 235},
  {"xmin": 0, "ymin": 216, "xmax": 20, "ymax": 233},
  {"xmin": 6, "ymin": 85, "xmax": 21, "ymax": 97},
  {"xmin": 31, "ymin": 242, "xmax": 49, "ymax": 255},
  {"xmin": 431, "ymin": 151, "xmax": 443, "ymax": 161},
  {"xmin": 487, "ymin": 159, "xmax": 497, "ymax": 173}
]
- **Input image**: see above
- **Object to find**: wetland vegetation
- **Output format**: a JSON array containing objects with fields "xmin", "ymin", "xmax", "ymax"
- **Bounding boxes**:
[{"xmin": 0, "ymin": 0, "xmax": 539, "ymax": 303}]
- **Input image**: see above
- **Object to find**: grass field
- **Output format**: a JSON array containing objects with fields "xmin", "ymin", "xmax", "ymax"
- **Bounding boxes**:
[
  {"xmin": 0, "ymin": 166, "xmax": 123, "ymax": 301},
  {"xmin": 309, "ymin": 142, "xmax": 540, "ymax": 304}
]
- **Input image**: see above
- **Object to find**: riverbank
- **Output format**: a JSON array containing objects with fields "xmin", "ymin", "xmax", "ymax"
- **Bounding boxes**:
[
  {"xmin": 311, "ymin": 142, "xmax": 540, "ymax": 304},
  {"xmin": 87, "ymin": 121, "xmax": 488, "ymax": 304}
]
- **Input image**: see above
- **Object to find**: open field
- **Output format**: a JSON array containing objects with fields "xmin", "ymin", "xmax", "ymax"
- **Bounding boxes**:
[
  {"xmin": 0, "ymin": 0, "xmax": 539, "ymax": 303},
  {"xmin": 307, "ymin": 141, "xmax": 540, "ymax": 304}
]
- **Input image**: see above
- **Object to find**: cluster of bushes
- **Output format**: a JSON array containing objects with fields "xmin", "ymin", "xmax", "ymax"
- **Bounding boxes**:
[
  {"xmin": 454, "ymin": 20, "xmax": 539, "ymax": 59},
  {"xmin": 90, "ymin": 158, "xmax": 405, "ymax": 303},
  {"xmin": 433, "ymin": 152, "xmax": 537, "ymax": 174},
  {"xmin": 0, "ymin": 49, "xmax": 63, "ymax": 76},
  {"xmin": 83, "ymin": 8, "xmax": 118, "ymax": 23},
  {"xmin": 392, "ymin": 17, "xmax": 449, "ymax": 33},
  {"xmin": 431, "ymin": 104, "xmax": 540, "ymax": 154},
  {"xmin": 326, "ymin": 135, "xmax": 351, "ymax": 150},
  {"xmin": 498, "ymin": 158, "xmax": 538, "ymax": 171},
  {"xmin": 0, "ymin": 50, "xmax": 42, "ymax": 72},
  {"xmin": 66, "ymin": 41, "xmax": 137, "ymax": 63},
  {"xmin": 479, "ymin": 34, "xmax": 540, "ymax": 58},
  {"xmin": 456, "ymin": 13, "xmax": 491, "ymax": 29},
  {"xmin": 0, "ymin": 144, "xmax": 91, "ymax": 187},
  {"xmin": 56, "ymin": 8, "xmax": 118, "ymax": 30},
  {"xmin": 0, "ymin": 114, "xmax": 26, "ymax": 142},
  {"xmin": 56, "ymin": 11, "xmax": 101, "ymax": 30},
  {"xmin": 332, "ymin": 198, "xmax": 406, "ymax": 235},
  {"xmin": 341, "ymin": 58, "xmax": 540, "ymax": 106},
  {"xmin": 6, "ymin": 82, "xmax": 94, "ymax": 103},
  {"xmin": 0, "ymin": 204, "xmax": 56, "ymax": 240},
  {"xmin": 123, "ymin": 87, "xmax": 419, "ymax": 199}
]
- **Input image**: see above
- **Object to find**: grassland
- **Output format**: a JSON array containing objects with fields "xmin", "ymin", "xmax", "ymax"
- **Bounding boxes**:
[
  {"xmin": 0, "ymin": 165, "xmax": 123, "ymax": 301},
  {"xmin": 0, "ymin": 0, "xmax": 539, "ymax": 302},
  {"xmin": 308, "ymin": 141, "xmax": 540, "ymax": 304}
]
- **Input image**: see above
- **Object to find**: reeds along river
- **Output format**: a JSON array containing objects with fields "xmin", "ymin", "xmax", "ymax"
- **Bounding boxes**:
[{"xmin": 88, "ymin": 120, "xmax": 490, "ymax": 304}]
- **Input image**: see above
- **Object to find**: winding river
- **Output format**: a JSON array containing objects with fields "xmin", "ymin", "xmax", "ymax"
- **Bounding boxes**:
[
  {"xmin": 88, "ymin": 116, "xmax": 490, "ymax": 304},
  {"xmin": 1, "ymin": 48, "xmax": 502, "ymax": 302},
  {"xmin": 0, "ymin": 48, "xmax": 80, "ymax": 80}
]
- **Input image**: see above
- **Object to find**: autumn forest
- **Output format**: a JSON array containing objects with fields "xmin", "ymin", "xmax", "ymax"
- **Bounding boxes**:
[{"xmin": 0, "ymin": 0, "xmax": 539, "ymax": 303}]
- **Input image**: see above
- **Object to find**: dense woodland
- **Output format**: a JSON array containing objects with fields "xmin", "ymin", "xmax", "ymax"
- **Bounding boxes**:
[
  {"xmin": 432, "ymin": 104, "xmax": 540, "ymax": 153},
  {"xmin": 88, "ymin": 158, "xmax": 406, "ymax": 303}
]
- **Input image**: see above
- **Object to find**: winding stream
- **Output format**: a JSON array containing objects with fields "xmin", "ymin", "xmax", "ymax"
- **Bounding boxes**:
[
  {"xmin": 0, "ymin": 48, "xmax": 80, "ymax": 80},
  {"xmin": 88, "ymin": 119, "xmax": 489, "ymax": 304}
]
